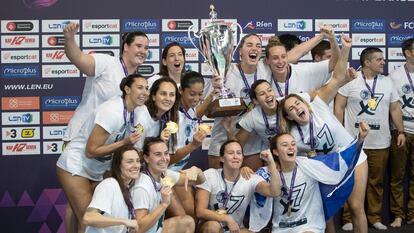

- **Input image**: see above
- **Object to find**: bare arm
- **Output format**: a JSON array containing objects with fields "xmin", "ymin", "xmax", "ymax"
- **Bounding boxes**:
[
  {"xmin": 254, "ymin": 150, "xmax": 281, "ymax": 197},
  {"xmin": 64, "ymin": 22, "xmax": 96, "ymax": 76},
  {"xmin": 176, "ymin": 166, "xmax": 206, "ymax": 189},
  {"xmin": 235, "ymin": 128, "xmax": 250, "ymax": 147},
  {"xmin": 196, "ymin": 76, "xmax": 220, "ymax": 118},
  {"xmin": 334, "ymin": 94, "xmax": 348, "ymax": 125},
  {"xmin": 169, "ymin": 130, "xmax": 207, "ymax": 165},
  {"xmin": 83, "ymin": 208, "xmax": 138, "ymax": 231},
  {"xmin": 287, "ymin": 34, "xmax": 324, "ymax": 63},
  {"xmin": 390, "ymin": 101, "xmax": 406, "ymax": 147},
  {"xmin": 86, "ymin": 125, "xmax": 141, "ymax": 158}
]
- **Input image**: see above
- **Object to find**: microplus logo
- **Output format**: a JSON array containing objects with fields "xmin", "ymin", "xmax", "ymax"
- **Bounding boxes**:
[
  {"xmin": 123, "ymin": 19, "xmax": 159, "ymax": 32},
  {"xmin": 42, "ymin": 96, "xmax": 80, "ymax": 109},
  {"xmin": 162, "ymin": 33, "xmax": 196, "ymax": 47},
  {"xmin": 388, "ymin": 34, "xmax": 414, "ymax": 46},
  {"xmin": 351, "ymin": 19, "xmax": 385, "ymax": 32},
  {"xmin": 1, "ymin": 65, "xmax": 39, "ymax": 78}
]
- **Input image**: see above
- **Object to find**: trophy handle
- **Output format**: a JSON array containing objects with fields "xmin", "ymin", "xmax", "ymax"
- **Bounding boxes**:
[
  {"xmin": 187, "ymin": 25, "xmax": 208, "ymax": 62},
  {"xmin": 231, "ymin": 22, "xmax": 243, "ymax": 61}
]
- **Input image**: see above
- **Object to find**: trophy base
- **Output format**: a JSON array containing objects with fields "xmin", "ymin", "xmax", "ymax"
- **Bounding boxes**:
[{"xmin": 206, "ymin": 97, "xmax": 246, "ymax": 118}]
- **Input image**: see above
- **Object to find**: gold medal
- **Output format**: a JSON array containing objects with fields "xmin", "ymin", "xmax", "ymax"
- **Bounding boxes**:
[
  {"xmin": 367, "ymin": 98, "xmax": 377, "ymax": 109},
  {"xmin": 166, "ymin": 121, "xmax": 179, "ymax": 134},
  {"xmin": 216, "ymin": 208, "xmax": 227, "ymax": 215},
  {"xmin": 161, "ymin": 176, "xmax": 175, "ymax": 187},
  {"xmin": 287, "ymin": 204, "xmax": 292, "ymax": 217},
  {"xmin": 246, "ymin": 102, "xmax": 255, "ymax": 113},
  {"xmin": 134, "ymin": 123, "xmax": 144, "ymax": 134},
  {"xmin": 307, "ymin": 150, "xmax": 317, "ymax": 158}
]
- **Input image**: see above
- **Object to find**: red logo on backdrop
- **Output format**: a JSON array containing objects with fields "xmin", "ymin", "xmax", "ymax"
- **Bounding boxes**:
[
  {"xmin": 48, "ymin": 37, "xmax": 57, "ymax": 46},
  {"xmin": 168, "ymin": 21, "xmax": 177, "ymax": 30},
  {"xmin": 10, "ymin": 36, "xmax": 26, "ymax": 45},
  {"xmin": 11, "ymin": 143, "xmax": 27, "ymax": 152},
  {"xmin": 6, "ymin": 22, "xmax": 17, "ymax": 31},
  {"xmin": 46, "ymin": 51, "xmax": 65, "ymax": 60}
]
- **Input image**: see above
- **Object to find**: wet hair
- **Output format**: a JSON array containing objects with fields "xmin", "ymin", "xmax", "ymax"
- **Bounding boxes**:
[
  {"xmin": 219, "ymin": 139, "xmax": 243, "ymax": 157},
  {"xmin": 159, "ymin": 42, "xmax": 186, "ymax": 76},
  {"xmin": 146, "ymin": 77, "xmax": 180, "ymax": 123},
  {"xmin": 111, "ymin": 145, "xmax": 140, "ymax": 213},
  {"xmin": 359, "ymin": 47, "xmax": 383, "ymax": 67},
  {"xmin": 265, "ymin": 36, "xmax": 286, "ymax": 58},
  {"xmin": 249, "ymin": 79, "xmax": 271, "ymax": 100},
  {"xmin": 269, "ymin": 133, "xmax": 294, "ymax": 163},
  {"xmin": 278, "ymin": 93, "xmax": 313, "ymax": 133},
  {"xmin": 278, "ymin": 34, "xmax": 301, "ymax": 51},
  {"xmin": 238, "ymin": 33, "xmax": 262, "ymax": 50},
  {"xmin": 119, "ymin": 73, "xmax": 147, "ymax": 98},
  {"xmin": 311, "ymin": 40, "xmax": 331, "ymax": 61},
  {"xmin": 180, "ymin": 71, "xmax": 204, "ymax": 90},
  {"xmin": 142, "ymin": 137, "xmax": 166, "ymax": 158},
  {"xmin": 402, "ymin": 38, "xmax": 414, "ymax": 58},
  {"xmin": 120, "ymin": 31, "xmax": 148, "ymax": 56}
]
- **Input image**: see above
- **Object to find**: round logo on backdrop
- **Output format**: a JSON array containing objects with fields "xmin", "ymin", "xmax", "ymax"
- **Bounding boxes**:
[
  {"xmin": 240, "ymin": 87, "xmax": 250, "ymax": 100},
  {"xmin": 360, "ymin": 90, "xmax": 370, "ymax": 100},
  {"xmin": 402, "ymin": 84, "xmax": 411, "ymax": 94}
]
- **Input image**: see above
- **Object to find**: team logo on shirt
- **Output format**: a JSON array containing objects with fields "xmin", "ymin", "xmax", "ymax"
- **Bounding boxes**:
[
  {"xmin": 358, "ymin": 91, "xmax": 383, "ymax": 115},
  {"xmin": 315, "ymin": 124, "xmax": 335, "ymax": 154},
  {"xmin": 402, "ymin": 84, "xmax": 412, "ymax": 94},
  {"xmin": 279, "ymin": 182, "xmax": 307, "ymax": 216},
  {"xmin": 240, "ymin": 87, "xmax": 251, "ymax": 100}
]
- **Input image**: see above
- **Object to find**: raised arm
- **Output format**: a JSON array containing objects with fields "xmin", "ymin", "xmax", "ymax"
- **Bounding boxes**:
[
  {"xmin": 313, "ymin": 34, "xmax": 353, "ymax": 104},
  {"xmin": 64, "ymin": 22, "xmax": 96, "ymax": 76},
  {"xmin": 254, "ymin": 150, "xmax": 281, "ymax": 197},
  {"xmin": 334, "ymin": 93, "xmax": 348, "ymax": 125}
]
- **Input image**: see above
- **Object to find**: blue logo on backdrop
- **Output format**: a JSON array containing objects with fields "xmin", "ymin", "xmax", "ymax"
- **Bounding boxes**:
[
  {"xmin": 240, "ymin": 19, "xmax": 275, "ymax": 32},
  {"xmin": 48, "ymin": 21, "xmax": 71, "ymax": 30},
  {"xmin": 284, "ymin": 20, "xmax": 307, "ymax": 30},
  {"xmin": 162, "ymin": 33, "xmax": 196, "ymax": 47},
  {"xmin": 122, "ymin": 19, "xmax": 160, "ymax": 32},
  {"xmin": 42, "ymin": 96, "xmax": 80, "ymax": 109},
  {"xmin": 351, "ymin": 19, "xmax": 385, "ymax": 32},
  {"xmin": 389, "ymin": 20, "xmax": 414, "ymax": 31},
  {"xmin": 1, "ymin": 65, "xmax": 40, "ymax": 78},
  {"xmin": 388, "ymin": 34, "xmax": 414, "ymax": 46}
]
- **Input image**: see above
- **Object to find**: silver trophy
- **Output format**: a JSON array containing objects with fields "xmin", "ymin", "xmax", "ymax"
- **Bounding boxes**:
[{"xmin": 188, "ymin": 5, "xmax": 245, "ymax": 117}]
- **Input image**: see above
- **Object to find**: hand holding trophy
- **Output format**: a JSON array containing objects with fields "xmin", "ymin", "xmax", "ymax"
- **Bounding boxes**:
[{"xmin": 188, "ymin": 5, "xmax": 246, "ymax": 118}]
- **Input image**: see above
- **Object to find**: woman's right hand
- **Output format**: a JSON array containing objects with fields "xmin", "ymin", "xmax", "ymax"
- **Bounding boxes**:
[
  {"xmin": 123, "ymin": 219, "xmax": 139, "ymax": 233},
  {"xmin": 63, "ymin": 22, "xmax": 79, "ymax": 40},
  {"xmin": 160, "ymin": 128, "xmax": 171, "ymax": 142},
  {"xmin": 225, "ymin": 215, "xmax": 241, "ymax": 233},
  {"xmin": 160, "ymin": 185, "xmax": 172, "ymax": 207},
  {"xmin": 124, "ymin": 131, "xmax": 142, "ymax": 145}
]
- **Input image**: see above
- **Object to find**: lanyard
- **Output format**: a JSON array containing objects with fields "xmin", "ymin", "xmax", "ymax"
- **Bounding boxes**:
[
  {"xmin": 220, "ymin": 170, "xmax": 240, "ymax": 209},
  {"xmin": 237, "ymin": 63, "xmax": 257, "ymax": 93},
  {"xmin": 279, "ymin": 166, "xmax": 297, "ymax": 210},
  {"xmin": 297, "ymin": 115, "xmax": 316, "ymax": 150},
  {"xmin": 404, "ymin": 64, "xmax": 414, "ymax": 92},
  {"xmin": 123, "ymin": 98, "xmax": 134, "ymax": 133},
  {"xmin": 271, "ymin": 65, "xmax": 291, "ymax": 97},
  {"xmin": 361, "ymin": 70, "xmax": 378, "ymax": 98},
  {"xmin": 261, "ymin": 108, "xmax": 279, "ymax": 135},
  {"xmin": 144, "ymin": 169, "xmax": 164, "ymax": 192},
  {"xmin": 179, "ymin": 106, "xmax": 200, "ymax": 123},
  {"xmin": 119, "ymin": 57, "xmax": 130, "ymax": 76}
]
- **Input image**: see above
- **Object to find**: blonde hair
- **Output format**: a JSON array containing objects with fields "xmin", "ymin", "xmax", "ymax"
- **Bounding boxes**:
[{"xmin": 265, "ymin": 36, "xmax": 286, "ymax": 58}]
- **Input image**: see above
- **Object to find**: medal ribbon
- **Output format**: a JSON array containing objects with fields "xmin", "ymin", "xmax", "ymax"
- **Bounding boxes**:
[
  {"xmin": 144, "ymin": 169, "xmax": 165, "ymax": 192},
  {"xmin": 271, "ymin": 64, "xmax": 291, "ymax": 97},
  {"xmin": 297, "ymin": 115, "xmax": 315, "ymax": 151},
  {"xmin": 221, "ymin": 170, "xmax": 240, "ymax": 209},
  {"xmin": 361, "ymin": 70, "xmax": 378, "ymax": 98},
  {"xmin": 237, "ymin": 63, "xmax": 257, "ymax": 93},
  {"xmin": 279, "ymin": 165, "xmax": 297, "ymax": 212},
  {"xmin": 123, "ymin": 98, "xmax": 135, "ymax": 133},
  {"xmin": 404, "ymin": 64, "xmax": 414, "ymax": 92},
  {"xmin": 179, "ymin": 106, "xmax": 201, "ymax": 123},
  {"xmin": 261, "ymin": 108, "xmax": 279, "ymax": 135},
  {"xmin": 119, "ymin": 57, "xmax": 130, "ymax": 76}
]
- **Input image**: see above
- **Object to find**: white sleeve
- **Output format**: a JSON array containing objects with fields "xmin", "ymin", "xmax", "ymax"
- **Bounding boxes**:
[
  {"xmin": 250, "ymin": 174, "xmax": 266, "ymax": 191},
  {"xmin": 238, "ymin": 111, "xmax": 255, "ymax": 133},
  {"xmin": 390, "ymin": 80, "xmax": 400, "ymax": 103},
  {"xmin": 196, "ymin": 169, "xmax": 214, "ymax": 192},
  {"xmin": 88, "ymin": 178, "xmax": 116, "ymax": 214},
  {"xmin": 131, "ymin": 186, "xmax": 151, "ymax": 210},
  {"xmin": 166, "ymin": 169, "xmax": 180, "ymax": 184},
  {"xmin": 93, "ymin": 53, "xmax": 113, "ymax": 79},
  {"xmin": 338, "ymin": 81, "xmax": 351, "ymax": 97},
  {"xmin": 94, "ymin": 101, "xmax": 120, "ymax": 134}
]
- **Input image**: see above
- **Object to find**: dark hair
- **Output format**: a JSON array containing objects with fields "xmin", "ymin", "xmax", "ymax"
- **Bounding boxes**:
[
  {"xmin": 238, "ymin": 33, "xmax": 262, "ymax": 50},
  {"xmin": 402, "ymin": 38, "xmax": 414, "ymax": 58},
  {"xmin": 269, "ymin": 133, "xmax": 294, "ymax": 163},
  {"xmin": 278, "ymin": 93, "xmax": 313, "ymax": 133},
  {"xmin": 119, "ymin": 73, "xmax": 147, "ymax": 98},
  {"xmin": 120, "ymin": 31, "xmax": 148, "ymax": 56},
  {"xmin": 111, "ymin": 145, "xmax": 140, "ymax": 212},
  {"xmin": 180, "ymin": 71, "xmax": 204, "ymax": 90},
  {"xmin": 278, "ymin": 34, "xmax": 301, "ymax": 52},
  {"xmin": 146, "ymin": 77, "xmax": 180, "ymax": 123},
  {"xmin": 159, "ymin": 42, "xmax": 186, "ymax": 76},
  {"xmin": 311, "ymin": 40, "xmax": 331, "ymax": 61},
  {"xmin": 360, "ymin": 47, "xmax": 383, "ymax": 67},
  {"xmin": 265, "ymin": 36, "xmax": 286, "ymax": 58},
  {"xmin": 219, "ymin": 139, "xmax": 243, "ymax": 157},
  {"xmin": 249, "ymin": 79, "xmax": 270, "ymax": 100},
  {"xmin": 142, "ymin": 137, "xmax": 166, "ymax": 158}
]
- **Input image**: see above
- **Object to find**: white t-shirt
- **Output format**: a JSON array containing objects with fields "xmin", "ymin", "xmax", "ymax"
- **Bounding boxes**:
[
  {"xmin": 238, "ymin": 105, "xmax": 278, "ymax": 149},
  {"xmin": 57, "ymin": 97, "xmax": 131, "ymax": 181},
  {"xmin": 196, "ymin": 168, "xmax": 264, "ymax": 226},
  {"xmin": 262, "ymin": 60, "xmax": 330, "ymax": 97},
  {"xmin": 169, "ymin": 107, "xmax": 198, "ymax": 171},
  {"xmin": 290, "ymin": 94, "xmax": 367, "ymax": 164},
  {"xmin": 133, "ymin": 106, "xmax": 161, "ymax": 150},
  {"xmin": 64, "ymin": 54, "xmax": 127, "ymax": 141},
  {"xmin": 208, "ymin": 62, "xmax": 268, "ymax": 156},
  {"xmin": 131, "ymin": 170, "xmax": 180, "ymax": 233},
  {"xmin": 338, "ymin": 72, "xmax": 399, "ymax": 149},
  {"xmin": 85, "ymin": 178, "xmax": 131, "ymax": 233},
  {"xmin": 389, "ymin": 64, "xmax": 414, "ymax": 134}
]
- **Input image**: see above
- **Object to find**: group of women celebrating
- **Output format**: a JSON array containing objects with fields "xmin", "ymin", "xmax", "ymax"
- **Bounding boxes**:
[{"xmin": 57, "ymin": 22, "xmax": 369, "ymax": 233}]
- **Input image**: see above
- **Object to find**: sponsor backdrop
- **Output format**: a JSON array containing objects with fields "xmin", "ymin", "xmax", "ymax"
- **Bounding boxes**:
[{"xmin": 0, "ymin": 0, "xmax": 413, "ymax": 232}]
